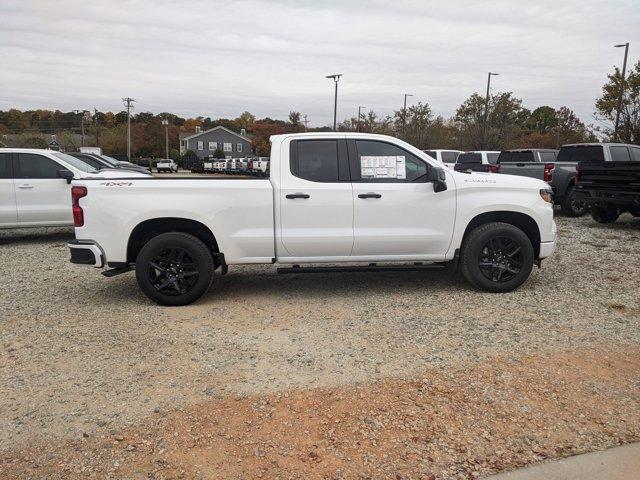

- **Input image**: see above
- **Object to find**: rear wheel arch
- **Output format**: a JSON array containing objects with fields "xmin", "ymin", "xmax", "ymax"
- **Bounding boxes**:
[
  {"xmin": 462, "ymin": 211, "xmax": 541, "ymax": 258},
  {"xmin": 127, "ymin": 217, "xmax": 219, "ymax": 265}
]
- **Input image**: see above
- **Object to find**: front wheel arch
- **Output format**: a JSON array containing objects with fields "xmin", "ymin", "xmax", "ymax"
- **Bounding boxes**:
[{"xmin": 461, "ymin": 211, "xmax": 541, "ymax": 259}]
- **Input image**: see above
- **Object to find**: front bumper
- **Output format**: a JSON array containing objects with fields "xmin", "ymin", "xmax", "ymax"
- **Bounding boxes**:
[
  {"xmin": 68, "ymin": 240, "xmax": 104, "ymax": 268},
  {"xmin": 539, "ymin": 238, "xmax": 556, "ymax": 259}
]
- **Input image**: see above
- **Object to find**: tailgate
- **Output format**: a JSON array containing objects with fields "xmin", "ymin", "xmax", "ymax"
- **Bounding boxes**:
[
  {"xmin": 577, "ymin": 161, "xmax": 640, "ymax": 193},
  {"xmin": 498, "ymin": 163, "xmax": 545, "ymax": 180}
]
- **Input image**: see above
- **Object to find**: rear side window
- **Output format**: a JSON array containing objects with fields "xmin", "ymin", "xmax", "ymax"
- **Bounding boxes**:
[
  {"xmin": 441, "ymin": 151, "xmax": 458, "ymax": 163},
  {"xmin": 631, "ymin": 147, "xmax": 640, "ymax": 161},
  {"xmin": 487, "ymin": 153, "xmax": 500, "ymax": 164},
  {"xmin": 291, "ymin": 140, "xmax": 340, "ymax": 182},
  {"xmin": 557, "ymin": 146, "xmax": 604, "ymax": 162},
  {"xmin": 0, "ymin": 153, "xmax": 12, "ymax": 178},
  {"xmin": 457, "ymin": 153, "xmax": 482, "ymax": 164},
  {"xmin": 497, "ymin": 152, "xmax": 512, "ymax": 163},
  {"xmin": 610, "ymin": 146, "xmax": 631, "ymax": 161},
  {"xmin": 539, "ymin": 152, "xmax": 557, "ymax": 162},
  {"xmin": 16, "ymin": 154, "xmax": 65, "ymax": 178}
]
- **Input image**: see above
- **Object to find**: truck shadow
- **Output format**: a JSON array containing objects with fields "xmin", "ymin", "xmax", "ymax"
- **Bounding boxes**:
[{"xmin": 0, "ymin": 227, "xmax": 74, "ymax": 245}]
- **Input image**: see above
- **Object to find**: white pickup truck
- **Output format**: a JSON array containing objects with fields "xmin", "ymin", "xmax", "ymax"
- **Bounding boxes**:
[{"xmin": 68, "ymin": 133, "xmax": 557, "ymax": 306}]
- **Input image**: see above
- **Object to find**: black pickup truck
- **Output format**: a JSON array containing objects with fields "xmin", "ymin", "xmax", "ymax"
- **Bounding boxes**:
[{"xmin": 575, "ymin": 160, "xmax": 640, "ymax": 223}]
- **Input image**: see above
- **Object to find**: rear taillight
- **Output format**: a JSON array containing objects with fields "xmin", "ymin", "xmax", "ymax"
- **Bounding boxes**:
[
  {"xmin": 488, "ymin": 164, "xmax": 500, "ymax": 173},
  {"xmin": 543, "ymin": 163, "xmax": 555, "ymax": 182},
  {"xmin": 71, "ymin": 186, "xmax": 87, "ymax": 227}
]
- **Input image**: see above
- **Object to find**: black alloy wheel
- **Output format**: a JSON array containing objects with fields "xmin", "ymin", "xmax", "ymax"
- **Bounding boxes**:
[
  {"xmin": 478, "ymin": 236, "xmax": 524, "ymax": 283},
  {"xmin": 148, "ymin": 247, "xmax": 200, "ymax": 296}
]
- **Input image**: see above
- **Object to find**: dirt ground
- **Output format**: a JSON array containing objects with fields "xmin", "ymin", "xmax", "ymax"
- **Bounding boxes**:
[
  {"xmin": 1, "ymin": 214, "xmax": 640, "ymax": 479},
  {"xmin": 2, "ymin": 346, "xmax": 638, "ymax": 479}
]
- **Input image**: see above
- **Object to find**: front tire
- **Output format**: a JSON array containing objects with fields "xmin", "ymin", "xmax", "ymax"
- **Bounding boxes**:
[
  {"xmin": 590, "ymin": 206, "xmax": 619, "ymax": 224},
  {"xmin": 460, "ymin": 222, "xmax": 534, "ymax": 292},
  {"xmin": 135, "ymin": 232, "xmax": 214, "ymax": 306},
  {"xmin": 560, "ymin": 186, "xmax": 587, "ymax": 217}
]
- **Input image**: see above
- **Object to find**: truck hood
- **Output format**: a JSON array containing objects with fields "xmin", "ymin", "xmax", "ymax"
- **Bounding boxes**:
[{"xmin": 455, "ymin": 171, "xmax": 549, "ymax": 191}]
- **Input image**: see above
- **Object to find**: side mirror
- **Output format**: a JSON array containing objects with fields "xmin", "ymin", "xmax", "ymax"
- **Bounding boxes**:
[
  {"xmin": 58, "ymin": 169, "xmax": 74, "ymax": 184},
  {"xmin": 428, "ymin": 166, "xmax": 447, "ymax": 192}
]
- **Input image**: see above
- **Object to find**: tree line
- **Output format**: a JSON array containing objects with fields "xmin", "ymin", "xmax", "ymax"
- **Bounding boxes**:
[{"xmin": 1, "ymin": 60, "xmax": 637, "ymax": 157}]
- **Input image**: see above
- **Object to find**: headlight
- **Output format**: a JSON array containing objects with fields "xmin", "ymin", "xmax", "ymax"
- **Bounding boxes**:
[{"xmin": 539, "ymin": 189, "xmax": 553, "ymax": 203}]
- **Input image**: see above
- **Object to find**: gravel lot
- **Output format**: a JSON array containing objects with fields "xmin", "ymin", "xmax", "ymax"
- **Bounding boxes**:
[{"xmin": 1, "ymin": 213, "xmax": 639, "ymax": 478}]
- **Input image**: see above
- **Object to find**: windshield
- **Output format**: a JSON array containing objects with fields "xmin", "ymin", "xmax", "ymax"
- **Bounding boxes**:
[
  {"xmin": 51, "ymin": 152, "xmax": 98, "ymax": 173},
  {"xmin": 557, "ymin": 146, "xmax": 604, "ymax": 162},
  {"xmin": 99, "ymin": 155, "xmax": 119, "ymax": 167}
]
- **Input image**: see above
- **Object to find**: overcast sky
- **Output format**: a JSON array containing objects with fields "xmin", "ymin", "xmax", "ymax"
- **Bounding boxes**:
[{"xmin": 1, "ymin": 0, "xmax": 638, "ymax": 127}]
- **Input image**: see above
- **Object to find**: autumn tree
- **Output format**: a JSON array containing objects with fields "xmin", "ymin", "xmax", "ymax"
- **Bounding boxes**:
[
  {"xmin": 595, "ymin": 60, "xmax": 640, "ymax": 143},
  {"xmin": 235, "ymin": 111, "xmax": 255, "ymax": 132}
]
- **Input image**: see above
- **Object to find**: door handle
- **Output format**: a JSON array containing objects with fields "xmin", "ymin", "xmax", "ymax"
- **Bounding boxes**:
[
  {"xmin": 286, "ymin": 193, "xmax": 310, "ymax": 199},
  {"xmin": 358, "ymin": 193, "xmax": 382, "ymax": 199},
  {"xmin": 18, "ymin": 184, "xmax": 34, "ymax": 189}
]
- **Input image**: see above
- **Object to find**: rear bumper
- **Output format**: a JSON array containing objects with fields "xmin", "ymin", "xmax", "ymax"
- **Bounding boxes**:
[{"xmin": 68, "ymin": 240, "xmax": 104, "ymax": 268}]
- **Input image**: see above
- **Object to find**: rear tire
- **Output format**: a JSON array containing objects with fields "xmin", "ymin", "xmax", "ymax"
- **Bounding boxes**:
[
  {"xmin": 560, "ymin": 186, "xmax": 587, "ymax": 217},
  {"xmin": 135, "ymin": 232, "xmax": 214, "ymax": 306},
  {"xmin": 590, "ymin": 206, "xmax": 619, "ymax": 224},
  {"xmin": 461, "ymin": 222, "xmax": 534, "ymax": 292}
]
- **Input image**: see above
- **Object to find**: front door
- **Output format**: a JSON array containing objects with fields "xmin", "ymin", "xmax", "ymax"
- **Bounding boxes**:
[
  {"xmin": 14, "ymin": 153, "xmax": 73, "ymax": 225},
  {"xmin": 349, "ymin": 139, "xmax": 456, "ymax": 259},
  {"xmin": 0, "ymin": 153, "xmax": 17, "ymax": 226},
  {"xmin": 279, "ymin": 138, "xmax": 353, "ymax": 258}
]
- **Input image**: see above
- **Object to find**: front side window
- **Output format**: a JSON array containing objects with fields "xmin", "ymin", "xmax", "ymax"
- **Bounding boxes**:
[
  {"xmin": 631, "ymin": 147, "xmax": 640, "ymax": 161},
  {"xmin": 424, "ymin": 150, "xmax": 436, "ymax": 158},
  {"xmin": 610, "ymin": 146, "xmax": 631, "ymax": 162},
  {"xmin": 197, "ymin": 141, "xmax": 204, "ymax": 151},
  {"xmin": 0, "ymin": 153, "xmax": 12, "ymax": 178},
  {"xmin": 16, "ymin": 154, "xmax": 66, "ymax": 178},
  {"xmin": 223, "ymin": 143, "xmax": 232, "ymax": 152},
  {"xmin": 293, "ymin": 139, "xmax": 339, "ymax": 182},
  {"xmin": 51, "ymin": 152, "xmax": 97, "ymax": 173},
  {"xmin": 355, "ymin": 140, "xmax": 427, "ymax": 182},
  {"xmin": 441, "ymin": 151, "xmax": 459, "ymax": 163},
  {"xmin": 237, "ymin": 143, "xmax": 243, "ymax": 152}
]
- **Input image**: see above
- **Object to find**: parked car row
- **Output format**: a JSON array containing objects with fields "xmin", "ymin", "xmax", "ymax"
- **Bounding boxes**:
[
  {"xmin": 423, "ymin": 143, "xmax": 640, "ymax": 218},
  {"xmin": 202, "ymin": 157, "xmax": 270, "ymax": 177}
]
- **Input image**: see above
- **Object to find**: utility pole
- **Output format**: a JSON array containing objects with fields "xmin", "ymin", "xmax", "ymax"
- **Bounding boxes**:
[
  {"xmin": 73, "ymin": 109, "xmax": 88, "ymax": 148},
  {"xmin": 482, "ymin": 72, "xmax": 499, "ymax": 149},
  {"xmin": 614, "ymin": 42, "xmax": 629, "ymax": 141},
  {"xmin": 357, "ymin": 106, "xmax": 366, "ymax": 132},
  {"xmin": 161, "ymin": 118, "xmax": 169, "ymax": 159},
  {"xmin": 325, "ymin": 74, "xmax": 342, "ymax": 131},
  {"xmin": 94, "ymin": 108, "xmax": 100, "ymax": 148},
  {"xmin": 122, "ymin": 97, "xmax": 136, "ymax": 160},
  {"xmin": 402, "ymin": 94, "xmax": 413, "ymax": 137},
  {"xmin": 302, "ymin": 114, "xmax": 309, "ymax": 131}
]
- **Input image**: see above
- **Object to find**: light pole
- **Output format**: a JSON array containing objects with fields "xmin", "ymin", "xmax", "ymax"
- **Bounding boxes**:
[
  {"xmin": 326, "ymin": 74, "xmax": 342, "ymax": 131},
  {"xmin": 482, "ymin": 72, "xmax": 499, "ymax": 149},
  {"xmin": 357, "ymin": 105, "xmax": 366, "ymax": 132},
  {"xmin": 122, "ymin": 97, "xmax": 136, "ymax": 160},
  {"xmin": 73, "ymin": 109, "xmax": 89, "ymax": 147},
  {"xmin": 162, "ymin": 118, "xmax": 169, "ymax": 159},
  {"xmin": 402, "ymin": 93, "xmax": 413, "ymax": 137},
  {"xmin": 614, "ymin": 42, "xmax": 629, "ymax": 141}
]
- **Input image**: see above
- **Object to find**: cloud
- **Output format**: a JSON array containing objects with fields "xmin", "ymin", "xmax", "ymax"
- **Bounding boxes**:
[{"xmin": 0, "ymin": 0, "xmax": 638, "ymax": 126}]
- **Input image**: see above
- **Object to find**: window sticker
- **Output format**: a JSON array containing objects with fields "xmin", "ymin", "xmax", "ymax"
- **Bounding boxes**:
[{"xmin": 360, "ymin": 156, "xmax": 406, "ymax": 179}]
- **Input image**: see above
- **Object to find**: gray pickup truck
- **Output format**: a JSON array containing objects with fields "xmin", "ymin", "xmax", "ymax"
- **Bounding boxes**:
[{"xmin": 498, "ymin": 147, "xmax": 588, "ymax": 216}]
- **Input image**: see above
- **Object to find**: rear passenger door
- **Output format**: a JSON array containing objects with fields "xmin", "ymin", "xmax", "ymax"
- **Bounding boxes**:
[
  {"xmin": 14, "ymin": 153, "xmax": 73, "ymax": 225},
  {"xmin": 279, "ymin": 138, "xmax": 354, "ymax": 258},
  {"xmin": 0, "ymin": 153, "xmax": 17, "ymax": 226}
]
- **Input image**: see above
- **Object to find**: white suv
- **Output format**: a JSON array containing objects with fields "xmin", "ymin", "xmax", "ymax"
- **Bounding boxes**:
[{"xmin": 0, "ymin": 148, "xmax": 150, "ymax": 228}]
